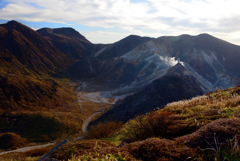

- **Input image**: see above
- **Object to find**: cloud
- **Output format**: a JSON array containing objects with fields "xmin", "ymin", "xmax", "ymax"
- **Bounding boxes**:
[
  {"xmin": 83, "ymin": 30, "xmax": 130, "ymax": 44},
  {"xmin": 0, "ymin": 0, "xmax": 240, "ymax": 45}
]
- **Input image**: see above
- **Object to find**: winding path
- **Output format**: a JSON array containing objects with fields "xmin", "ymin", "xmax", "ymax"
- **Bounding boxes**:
[
  {"xmin": 82, "ymin": 111, "xmax": 101, "ymax": 132},
  {"xmin": 0, "ymin": 143, "xmax": 54, "ymax": 156}
]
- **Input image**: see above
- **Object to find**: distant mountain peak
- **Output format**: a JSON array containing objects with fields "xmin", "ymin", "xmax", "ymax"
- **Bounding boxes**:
[
  {"xmin": 3, "ymin": 20, "xmax": 31, "ymax": 30},
  {"xmin": 37, "ymin": 27, "xmax": 91, "ymax": 43},
  {"xmin": 6, "ymin": 20, "xmax": 20, "ymax": 24},
  {"xmin": 166, "ymin": 62, "xmax": 186, "ymax": 75}
]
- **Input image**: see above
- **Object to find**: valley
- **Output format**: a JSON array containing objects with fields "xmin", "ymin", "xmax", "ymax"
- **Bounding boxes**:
[{"xmin": 0, "ymin": 20, "xmax": 240, "ymax": 160}]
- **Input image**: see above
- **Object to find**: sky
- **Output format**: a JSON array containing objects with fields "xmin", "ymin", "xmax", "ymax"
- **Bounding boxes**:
[{"xmin": 0, "ymin": 0, "xmax": 240, "ymax": 45}]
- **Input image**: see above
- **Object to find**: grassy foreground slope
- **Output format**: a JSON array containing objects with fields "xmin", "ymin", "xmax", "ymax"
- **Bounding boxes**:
[{"xmin": 52, "ymin": 85, "xmax": 240, "ymax": 161}]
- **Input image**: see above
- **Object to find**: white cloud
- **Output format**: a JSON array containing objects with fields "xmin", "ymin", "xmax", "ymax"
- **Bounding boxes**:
[
  {"xmin": 83, "ymin": 30, "xmax": 131, "ymax": 44},
  {"xmin": 0, "ymin": 0, "xmax": 240, "ymax": 45}
]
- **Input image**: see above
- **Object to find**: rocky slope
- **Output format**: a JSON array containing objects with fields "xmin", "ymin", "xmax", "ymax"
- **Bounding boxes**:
[
  {"xmin": 91, "ymin": 63, "xmax": 205, "ymax": 122},
  {"xmin": 86, "ymin": 34, "xmax": 240, "ymax": 123}
]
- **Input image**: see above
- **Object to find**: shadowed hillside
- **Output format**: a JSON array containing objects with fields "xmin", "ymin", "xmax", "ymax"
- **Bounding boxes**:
[
  {"xmin": 37, "ymin": 27, "xmax": 94, "ymax": 59},
  {"xmin": 0, "ymin": 21, "xmax": 87, "ymax": 144},
  {"xmin": 91, "ymin": 63, "xmax": 204, "ymax": 123}
]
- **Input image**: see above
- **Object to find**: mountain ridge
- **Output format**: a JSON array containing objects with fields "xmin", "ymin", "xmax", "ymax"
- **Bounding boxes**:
[
  {"xmin": 1, "ymin": 20, "xmax": 240, "ymax": 145},
  {"xmin": 0, "ymin": 20, "xmax": 73, "ymax": 75},
  {"xmin": 37, "ymin": 27, "xmax": 91, "ymax": 43},
  {"xmin": 37, "ymin": 27, "xmax": 93, "ymax": 59},
  {"xmin": 91, "ymin": 62, "xmax": 205, "ymax": 123}
]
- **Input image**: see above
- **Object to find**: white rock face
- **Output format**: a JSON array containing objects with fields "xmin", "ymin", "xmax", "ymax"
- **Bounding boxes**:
[
  {"xmin": 118, "ymin": 39, "xmax": 236, "ymax": 93},
  {"xmin": 77, "ymin": 36, "xmax": 239, "ymax": 103}
]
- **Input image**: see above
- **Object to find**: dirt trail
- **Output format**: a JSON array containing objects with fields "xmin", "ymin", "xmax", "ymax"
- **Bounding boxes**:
[
  {"xmin": 82, "ymin": 111, "xmax": 101, "ymax": 132},
  {"xmin": 75, "ymin": 81, "xmax": 113, "ymax": 132},
  {"xmin": 0, "ymin": 143, "xmax": 54, "ymax": 156}
]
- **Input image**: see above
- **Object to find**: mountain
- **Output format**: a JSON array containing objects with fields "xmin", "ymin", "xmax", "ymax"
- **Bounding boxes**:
[
  {"xmin": 96, "ymin": 35, "xmax": 153, "ymax": 59},
  {"xmin": 0, "ymin": 20, "xmax": 78, "ymax": 111},
  {"xmin": 91, "ymin": 63, "xmax": 204, "ymax": 123},
  {"xmin": 1, "ymin": 20, "xmax": 240, "ymax": 143},
  {"xmin": 0, "ymin": 20, "xmax": 72, "ymax": 75},
  {"xmin": 72, "ymin": 34, "xmax": 240, "ymax": 98},
  {"xmin": 108, "ymin": 34, "xmax": 240, "ymax": 91},
  {"xmin": 0, "ymin": 20, "xmax": 94, "ymax": 143},
  {"xmin": 84, "ymin": 34, "xmax": 240, "ymax": 123},
  {"xmin": 66, "ymin": 35, "xmax": 153, "ymax": 87},
  {"xmin": 2, "ymin": 20, "xmax": 240, "ymax": 121},
  {"xmin": 37, "ymin": 27, "xmax": 94, "ymax": 59}
]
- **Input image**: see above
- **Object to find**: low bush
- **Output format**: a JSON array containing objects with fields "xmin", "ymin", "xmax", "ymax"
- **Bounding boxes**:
[
  {"xmin": 84, "ymin": 121, "xmax": 124, "ymax": 139},
  {"xmin": 124, "ymin": 108, "xmax": 229, "ymax": 143},
  {"xmin": 0, "ymin": 132, "xmax": 27, "ymax": 150},
  {"xmin": 123, "ymin": 111, "xmax": 173, "ymax": 143},
  {"xmin": 124, "ymin": 138, "xmax": 198, "ymax": 161},
  {"xmin": 176, "ymin": 118, "xmax": 240, "ymax": 149},
  {"xmin": 51, "ymin": 138, "xmax": 198, "ymax": 161},
  {"xmin": 68, "ymin": 153, "xmax": 133, "ymax": 161},
  {"xmin": 51, "ymin": 140, "xmax": 121, "ymax": 161},
  {"xmin": 175, "ymin": 118, "xmax": 240, "ymax": 161}
]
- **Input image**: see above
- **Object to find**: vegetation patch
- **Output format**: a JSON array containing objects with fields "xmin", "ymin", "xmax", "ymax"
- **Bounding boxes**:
[
  {"xmin": 51, "ymin": 140, "xmax": 123, "ymax": 161},
  {"xmin": 84, "ymin": 121, "xmax": 124, "ymax": 139},
  {"xmin": 0, "ymin": 144, "xmax": 54, "ymax": 161},
  {"xmin": 0, "ymin": 132, "xmax": 27, "ymax": 150},
  {"xmin": 2, "ymin": 83, "xmax": 240, "ymax": 160},
  {"xmin": 0, "ymin": 112, "xmax": 81, "ymax": 143},
  {"xmin": 59, "ymin": 86, "xmax": 240, "ymax": 161},
  {"xmin": 176, "ymin": 118, "xmax": 240, "ymax": 149}
]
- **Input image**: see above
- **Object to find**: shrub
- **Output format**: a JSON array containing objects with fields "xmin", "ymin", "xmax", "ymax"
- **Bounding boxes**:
[
  {"xmin": 51, "ymin": 138, "xmax": 197, "ymax": 161},
  {"xmin": 24, "ymin": 145, "xmax": 54, "ymax": 157},
  {"xmin": 0, "ymin": 132, "xmax": 27, "ymax": 150},
  {"xmin": 124, "ymin": 138, "xmax": 198, "ymax": 161},
  {"xmin": 176, "ymin": 118, "xmax": 240, "ymax": 149},
  {"xmin": 123, "ymin": 111, "xmax": 174, "ymax": 142},
  {"xmin": 51, "ymin": 140, "xmax": 122, "ymax": 161},
  {"xmin": 84, "ymin": 121, "xmax": 124, "ymax": 139},
  {"xmin": 68, "ymin": 153, "xmax": 133, "ymax": 161}
]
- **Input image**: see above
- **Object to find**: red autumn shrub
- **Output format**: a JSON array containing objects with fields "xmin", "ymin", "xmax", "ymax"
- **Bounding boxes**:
[
  {"xmin": 123, "ymin": 138, "xmax": 197, "ymax": 161},
  {"xmin": 124, "ymin": 111, "xmax": 173, "ymax": 142},
  {"xmin": 84, "ymin": 121, "xmax": 124, "ymax": 139},
  {"xmin": 0, "ymin": 132, "xmax": 27, "ymax": 150},
  {"xmin": 176, "ymin": 118, "xmax": 240, "ymax": 149}
]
